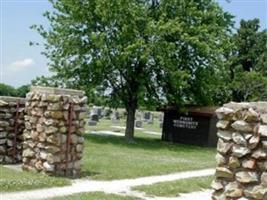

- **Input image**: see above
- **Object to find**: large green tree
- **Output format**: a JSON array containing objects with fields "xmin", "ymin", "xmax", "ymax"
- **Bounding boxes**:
[
  {"xmin": 229, "ymin": 19, "xmax": 267, "ymax": 101},
  {"xmin": 33, "ymin": 0, "xmax": 233, "ymax": 141}
]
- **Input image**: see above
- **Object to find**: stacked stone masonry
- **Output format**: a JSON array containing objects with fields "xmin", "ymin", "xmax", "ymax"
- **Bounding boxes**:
[
  {"xmin": 212, "ymin": 102, "xmax": 267, "ymax": 200},
  {"xmin": 0, "ymin": 96, "xmax": 25, "ymax": 164},
  {"xmin": 22, "ymin": 86, "xmax": 88, "ymax": 177}
]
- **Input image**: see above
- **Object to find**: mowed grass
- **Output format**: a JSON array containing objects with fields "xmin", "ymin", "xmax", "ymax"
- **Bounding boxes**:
[
  {"xmin": 133, "ymin": 176, "xmax": 213, "ymax": 197},
  {"xmin": 46, "ymin": 192, "xmax": 140, "ymax": 200},
  {"xmin": 0, "ymin": 119, "xmax": 215, "ymax": 192},
  {"xmin": 0, "ymin": 166, "xmax": 70, "ymax": 192},
  {"xmin": 81, "ymin": 132, "xmax": 216, "ymax": 180}
]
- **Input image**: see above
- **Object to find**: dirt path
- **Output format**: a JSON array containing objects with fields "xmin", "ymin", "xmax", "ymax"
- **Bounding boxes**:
[{"xmin": 1, "ymin": 169, "xmax": 214, "ymax": 200}]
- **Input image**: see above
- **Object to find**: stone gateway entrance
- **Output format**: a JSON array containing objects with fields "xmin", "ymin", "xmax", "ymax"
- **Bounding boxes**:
[
  {"xmin": 213, "ymin": 102, "xmax": 267, "ymax": 200},
  {"xmin": 21, "ymin": 86, "xmax": 88, "ymax": 177}
]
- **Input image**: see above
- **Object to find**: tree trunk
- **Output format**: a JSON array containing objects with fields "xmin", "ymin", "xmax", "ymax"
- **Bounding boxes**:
[{"xmin": 125, "ymin": 105, "xmax": 136, "ymax": 143}]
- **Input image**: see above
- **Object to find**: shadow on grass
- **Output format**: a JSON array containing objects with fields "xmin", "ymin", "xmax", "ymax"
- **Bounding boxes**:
[
  {"xmin": 84, "ymin": 133, "xmax": 215, "ymax": 153},
  {"xmin": 80, "ymin": 170, "xmax": 101, "ymax": 178}
]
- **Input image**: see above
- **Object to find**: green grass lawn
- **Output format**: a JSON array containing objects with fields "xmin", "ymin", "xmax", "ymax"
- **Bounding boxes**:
[
  {"xmin": 0, "ymin": 119, "xmax": 216, "ymax": 192},
  {"xmin": 132, "ymin": 176, "xmax": 213, "ymax": 197},
  {"xmin": 0, "ymin": 166, "xmax": 70, "ymax": 192},
  {"xmin": 81, "ymin": 132, "xmax": 216, "ymax": 180},
  {"xmin": 45, "ymin": 192, "xmax": 140, "ymax": 200}
]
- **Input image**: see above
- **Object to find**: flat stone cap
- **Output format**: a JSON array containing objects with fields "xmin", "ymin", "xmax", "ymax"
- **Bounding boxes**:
[
  {"xmin": 0, "ymin": 96, "xmax": 25, "ymax": 103},
  {"xmin": 224, "ymin": 102, "xmax": 267, "ymax": 113},
  {"xmin": 30, "ymin": 86, "xmax": 85, "ymax": 96}
]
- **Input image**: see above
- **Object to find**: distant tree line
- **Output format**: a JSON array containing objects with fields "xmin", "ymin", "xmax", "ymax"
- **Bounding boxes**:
[{"xmin": 0, "ymin": 84, "xmax": 30, "ymax": 98}]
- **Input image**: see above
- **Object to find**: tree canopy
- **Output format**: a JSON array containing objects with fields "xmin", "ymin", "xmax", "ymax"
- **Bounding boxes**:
[
  {"xmin": 0, "ymin": 83, "xmax": 30, "ymax": 98},
  {"xmin": 33, "ymin": 0, "xmax": 233, "ymax": 141},
  {"xmin": 0, "ymin": 83, "xmax": 17, "ymax": 97},
  {"xmin": 228, "ymin": 19, "xmax": 267, "ymax": 102}
]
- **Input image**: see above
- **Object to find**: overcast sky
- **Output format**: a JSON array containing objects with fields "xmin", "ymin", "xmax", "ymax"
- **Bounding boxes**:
[{"xmin": 0, "ymin": 0, "xmax": 267, "ymax": 87}]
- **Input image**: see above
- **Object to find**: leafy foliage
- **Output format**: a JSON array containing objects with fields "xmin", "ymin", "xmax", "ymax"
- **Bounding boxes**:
[
  {"xmin": 228, "ymin": 19, "xmax": 267, "ymax": 101},
  {"xmin": 232, "ymin": 71, "xmax": 267, "ymax": 102},
  {"xmin": 33, "ymin": 0, "xmax": 233, "ymax": 140},
  {"xmin": 233, "ymin": 19, "xmax": 267, "ymax": 73},
  {"xmin": 0, "ymin": 83, "xmax": 17, "ymax": 97},
  {"xmin": 0, "ymin": 83, "xmax": 29, "ymax": 98},
  {"xmin": 16, "ymin": 85, "xmax": 30, "ymax": 97}
]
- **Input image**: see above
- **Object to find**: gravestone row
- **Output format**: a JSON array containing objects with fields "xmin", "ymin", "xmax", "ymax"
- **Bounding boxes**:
[
  {"xmin": 88, "ymin": 108, "xmax": 121, "ymax": 126},
  {"xmin": 87, "ymin": 109, "xmax": 163, "ymax": 129}
]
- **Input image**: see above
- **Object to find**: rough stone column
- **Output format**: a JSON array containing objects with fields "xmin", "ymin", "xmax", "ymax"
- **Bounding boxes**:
[
  {"xmin": 0, "ymin": 96, "xmax": 25, "ymax": 164},
  {"xmin": 22, "ymin": 86, "xmax": 88, "ymax": 177},
  {"xmin": 212, "ymin": 102, "xmax": 267, "ymax": 200}
]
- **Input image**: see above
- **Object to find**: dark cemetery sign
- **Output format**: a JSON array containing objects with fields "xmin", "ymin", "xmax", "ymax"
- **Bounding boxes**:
[{"xmin": 161, "ymin": 106, "xmax": 218, "ymax": 147}]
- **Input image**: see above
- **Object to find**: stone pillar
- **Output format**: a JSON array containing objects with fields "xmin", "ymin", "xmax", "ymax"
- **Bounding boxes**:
[
  {"xmin": 0, "ymin": 96, "xmax": 25, "ymax": 164},
  {"xmin": 212, "ymin": 102, "xmax": 267, "ymax": 200},
  {"xmin": 22, "ymin": 86, "xmax": 88, "ymax": 177}
]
